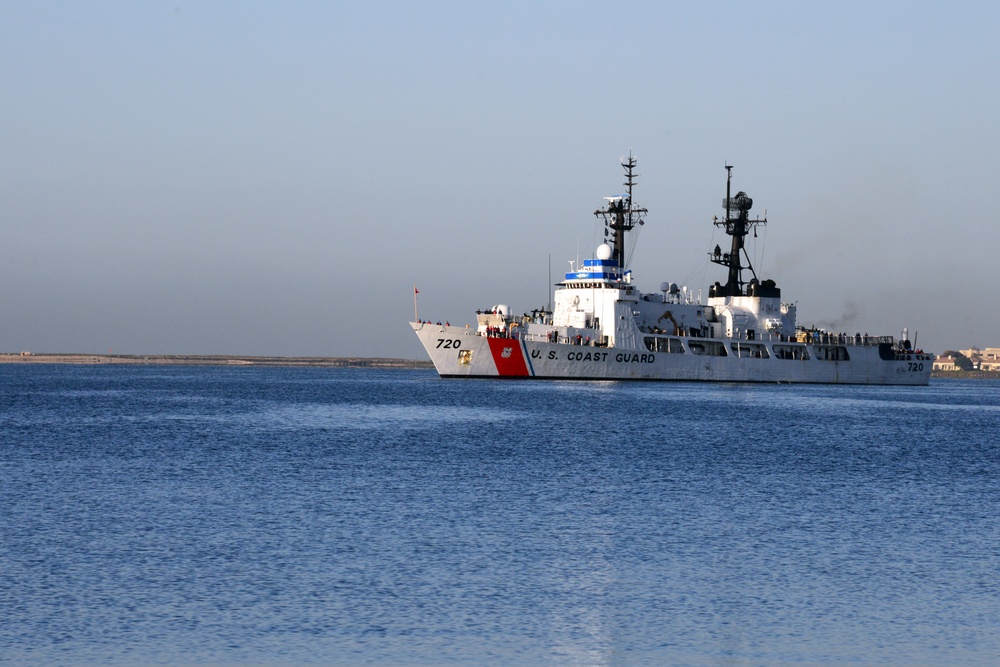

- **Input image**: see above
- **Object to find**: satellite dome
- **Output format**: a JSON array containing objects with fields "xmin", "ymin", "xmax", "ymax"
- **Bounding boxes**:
[{"xmin": 596, "ymin": 243, "xmax": 613, "ymax": 260}]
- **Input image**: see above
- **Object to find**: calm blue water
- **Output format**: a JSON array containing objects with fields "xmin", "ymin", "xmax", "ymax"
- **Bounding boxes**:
[{"xmin": 2, "ymin": 366, "xmax": 998, "ymax": 666}]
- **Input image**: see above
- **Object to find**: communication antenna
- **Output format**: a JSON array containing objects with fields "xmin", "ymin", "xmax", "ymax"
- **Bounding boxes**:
[
  {"xmin": 593, "ymin": 152, "xmax": 647, "ymax": 270},
  {"xmin": 709, "ymin": 165, "xmax": 768, "ymax": 297}
]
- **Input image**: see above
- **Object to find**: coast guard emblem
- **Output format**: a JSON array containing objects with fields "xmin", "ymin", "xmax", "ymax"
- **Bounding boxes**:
[{"xmin": 487, "ymin": 338, "xmax": 530, "ymax": 376}]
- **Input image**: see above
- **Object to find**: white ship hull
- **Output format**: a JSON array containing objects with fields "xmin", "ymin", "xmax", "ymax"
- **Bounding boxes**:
[{"xmin": 413, "ymin": 322, "xmax": 932, "ymax": 385}]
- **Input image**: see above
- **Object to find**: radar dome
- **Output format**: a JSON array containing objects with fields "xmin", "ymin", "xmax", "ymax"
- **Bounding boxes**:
[{"xmin": 596, "ymin": 243, "xmax": 613, "ymax": 260}]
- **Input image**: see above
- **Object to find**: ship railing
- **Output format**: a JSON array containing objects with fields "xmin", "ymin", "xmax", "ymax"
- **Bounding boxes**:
[
  {"xmin": 894, "ymin": 352, "xmax": 933, "ymax": 362},
  {"xmin": 783, "ymin": 332, "xmax": 895, "ymax": 347},
  {"xmin": 519, "ymin": 328, "xmax": 901, "ymax": 349},
  {"xmin": 640, "ymin": 327, "xmax": 895, "ymax": 347},
  {"xmin": 521, "ymin": 331, "xmax": 609, "ymax": 346}
]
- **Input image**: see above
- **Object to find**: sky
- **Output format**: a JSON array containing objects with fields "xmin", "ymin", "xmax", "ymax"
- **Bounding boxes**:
[{"xmin": 2, "ymin": 1, "xmax": 998, "ymax": 358}]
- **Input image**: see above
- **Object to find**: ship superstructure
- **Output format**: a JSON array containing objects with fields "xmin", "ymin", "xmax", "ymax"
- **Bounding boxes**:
[{"xmin": 411, "ymin": 156, "xmax": 931, "ymax": 384}]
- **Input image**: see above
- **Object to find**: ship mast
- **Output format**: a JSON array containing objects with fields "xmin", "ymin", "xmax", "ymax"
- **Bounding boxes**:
[
  {"xmin": 710, "ymin": 165, "xmax": 767, "ymax": 296},
  {"xmin": 594, "ymin": 153, "xmax": 647, "ymax": 270}
]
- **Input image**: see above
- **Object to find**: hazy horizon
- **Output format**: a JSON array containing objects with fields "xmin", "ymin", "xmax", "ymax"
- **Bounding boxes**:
[{"xmin": 3, "ymin": 2, "xmax": 998, "ymax": 358}]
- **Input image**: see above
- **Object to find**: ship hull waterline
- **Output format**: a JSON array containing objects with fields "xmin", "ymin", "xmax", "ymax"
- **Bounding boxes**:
[{"xmin": 412, "ymin": 322, "xmax": 932, "ymax": 386}]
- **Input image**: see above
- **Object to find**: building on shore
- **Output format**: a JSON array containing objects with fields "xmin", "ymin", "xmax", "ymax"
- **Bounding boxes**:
[
  {"xmin": 932, "ymin": 355, "xmax": 959, "ymax": 372},
  {"xmin": 934, "ymin": 347, "xmax": 1000, "ymax": 372},
  {"xmin": 958, "ymin": 348, "xmax": 1000, "ymax": 371}
]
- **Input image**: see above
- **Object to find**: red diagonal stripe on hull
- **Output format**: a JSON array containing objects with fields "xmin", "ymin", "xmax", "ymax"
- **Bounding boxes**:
[{"xmin": 487, "ymin": 338, "xmax": 530, "ymax": 376}]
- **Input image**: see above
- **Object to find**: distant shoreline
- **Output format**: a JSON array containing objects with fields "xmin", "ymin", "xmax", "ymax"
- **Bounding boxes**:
[
  {"xmin": 4, "ymin": 354, "xmax": 997, "ymax": 378},
  {"xmin": 931, "ymin": 370, "xmax": 1000, "ymax": 380},
  {"xmin": 0, "ymin": 353, "xmax": 433, "ymax": 369}
]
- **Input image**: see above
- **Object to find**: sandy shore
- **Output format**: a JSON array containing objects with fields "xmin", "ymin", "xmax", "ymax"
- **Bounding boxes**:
[{"xmin": 0, "ymin": 353, "xmax": 432, "ymax": 368}]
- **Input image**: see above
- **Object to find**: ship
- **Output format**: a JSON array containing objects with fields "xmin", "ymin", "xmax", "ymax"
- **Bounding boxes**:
[{"xmin": 411, "ymin": 155, "xmax": 932, "ymax": 385}]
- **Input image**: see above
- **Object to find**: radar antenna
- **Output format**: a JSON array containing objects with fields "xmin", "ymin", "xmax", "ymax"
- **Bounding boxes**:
[
  {"xmin": 593, "ymin": 152, "xmax": 648, "ymax": 269},
  {"xmin": 709, "ymin": 165, "xmax": 767, "ymax": 297}
]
